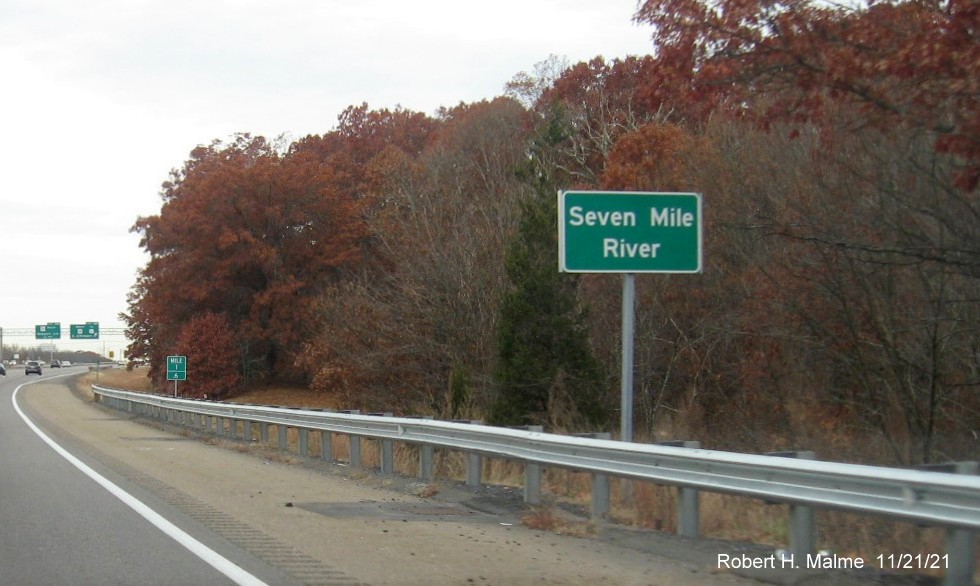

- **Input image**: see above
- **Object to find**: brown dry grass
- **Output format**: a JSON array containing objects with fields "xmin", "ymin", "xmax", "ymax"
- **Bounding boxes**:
[
  {"xmin": 85, "ymin": 367, "xmax": 155, "ymax": 392},
  {"xmin": 226, "ymin": 387, "xmax": 343, "ymax": 410}
]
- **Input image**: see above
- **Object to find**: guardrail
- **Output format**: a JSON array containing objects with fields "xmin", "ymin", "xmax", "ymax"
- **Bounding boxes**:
[{"xmin": 92, "ymin": 385, "xmax": 979, "ymax": 585}]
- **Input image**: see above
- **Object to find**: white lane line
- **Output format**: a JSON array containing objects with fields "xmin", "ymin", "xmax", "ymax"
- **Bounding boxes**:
[{"xmin": 11, "ymin": 377, "xmax": 269, "ymax": 586}]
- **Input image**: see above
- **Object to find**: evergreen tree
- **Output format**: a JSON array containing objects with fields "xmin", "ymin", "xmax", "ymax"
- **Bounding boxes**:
[{"xmin": 491, "ymin": 122, "xmax": 608, "ymax": 428}]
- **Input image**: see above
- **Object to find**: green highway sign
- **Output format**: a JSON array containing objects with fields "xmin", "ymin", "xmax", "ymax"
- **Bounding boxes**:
[
  {"xmin": 559, "ymin": 191, "xmax": 702, "ymax": 273},
  {"xmin": 35, "ymin": 322, "xmax": 61, "ymax": 339},
  {"xmin": 70, "ymin": 322, "xmax": 100, "ymax": 339},
  {"xmin": 166, "ymin": 355, "xmax": 187, "ymax": 381}
]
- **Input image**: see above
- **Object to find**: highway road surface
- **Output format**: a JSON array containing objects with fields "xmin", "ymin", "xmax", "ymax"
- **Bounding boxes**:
[{"xmin": 0, "ymin": 369, "xmax": 769, "ymax": 585}]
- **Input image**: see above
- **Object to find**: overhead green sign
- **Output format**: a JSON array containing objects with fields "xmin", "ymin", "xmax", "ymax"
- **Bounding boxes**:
[
  {"xmin": 166, "ymin": 355, "xmax": 187, "ymax": 381},
  {"xmin": 70, "ymin": 322, "xmax": 100, "ymax": 339},
  {"xmin": 35, "ymin": 322, "xmax": 61, "ymax": 339},
  {"xmin": 559, "ymin": 191, "xmax": 702, "ymax": 273}
]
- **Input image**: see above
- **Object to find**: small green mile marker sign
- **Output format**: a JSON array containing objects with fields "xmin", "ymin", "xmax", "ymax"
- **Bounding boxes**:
[
  {"xmin": 559, "ymin": 191, "xmax": 702, "ymax": 273},
  {"xmin": 167, "ymin": 355, "xmax": 187, "ymax": 381}
]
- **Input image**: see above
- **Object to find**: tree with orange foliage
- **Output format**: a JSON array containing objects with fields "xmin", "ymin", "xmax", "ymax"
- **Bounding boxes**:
[
  {"xmin": 125, "ymin": 134, "xmax": 370, "ymax": 390},
  {"xmin": 172, "ymin": 312, "xmax": 240, "ymax": 399},
  {"xmin": 634, "ymin": 0, "xmax": 980, "ymax": 192},
  {"xmin": 298, "ymin": 99, "xmax": 535, "ymax": 416},
  {"xmin": 624, "ymin": 0, "xmax": 980, "ymax": 462}
]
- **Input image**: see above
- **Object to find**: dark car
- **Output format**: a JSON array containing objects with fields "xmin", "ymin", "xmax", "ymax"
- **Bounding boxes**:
[
  {"xmin": 0, "ymin": 363, "xmax": 6, "ymax": 376},
  {"xmin": 51, "ymin": 360, "xmax": 61, "ymax": 368},
  {"xmin": 25, "ymin": 361, "xmax": 42, "ymax": 375}
]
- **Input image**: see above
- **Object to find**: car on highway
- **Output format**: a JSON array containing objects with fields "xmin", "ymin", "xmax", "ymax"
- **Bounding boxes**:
[
  {"xmin": 0, "ymin": 363, "xmax": 6, "ymax": 375},
  {"xmin": 51, "ymin": 360, "xmax": 61, "ymax": 368},
  {"xmin": 25, "ymin": 361, "xmax": 42, "ymax": 375}
]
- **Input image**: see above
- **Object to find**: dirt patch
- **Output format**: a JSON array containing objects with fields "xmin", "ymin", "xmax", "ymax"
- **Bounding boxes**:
[{"xmin": 227, "ymin": 386, "xmax": 342, "ymax": 410}]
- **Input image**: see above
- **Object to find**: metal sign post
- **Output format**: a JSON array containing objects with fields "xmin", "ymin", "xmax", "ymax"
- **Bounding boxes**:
[
  {"xmin": 621, "ymin": 273, "xmax": 635, "ymax": 443},
  {"xmin": 559, "ymin": 191, "xmax": 703, "ymax": 443}
]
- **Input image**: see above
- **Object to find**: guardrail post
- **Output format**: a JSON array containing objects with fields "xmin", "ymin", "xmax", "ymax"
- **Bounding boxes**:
[
  {"xmin": 299, "ymin": 428, "xmax": 309, "ymax": 456},
  {"xmin": 404, "ymin": 415, "xmax": 436, "ymax": 481},
  {"xmin": 523, "ymin": 425, "xmax": 544, "ymax": 505},
  {"xmin": 945, "ymin": 462, "xmax": 978, "ymax": 586},
  {"xmin": 593, "ymin": 431, "xmax": 611, "ymax": 520},
  {"xmin": 260, "ymin": 422, "xmax": 269, "ymax": 444},
  {"xmin": 454, "ymin": 420, "xmax": 484, "ymax": 488},
  {"xmin": 305, "ymin": 409, "xmax": 331, "ymax": 461},
  {"xmin": 418, "ymin": 416, "xmax": 435, "ymax": 481},
  {"xmin": 659, "ymin": 440, "xmax": 701, "ymax": 537},
  {"xmin": 321, "ymin": 429, "xmax": 333, "ymax": 461},
  {"xmin": 378, "ymin": 412, "xmax": 394, "ymax": 475},
  {"xmin": 340, "ymin": 410, "xmax": 361, "ymax": 468},
  {"xmin": 349, "ymin": 435, "xmax": 361, "ymax": 468},
  {"xmin": 467, "ymin": 453, "xmax": 482, "ymax": 488},
  {"xmin": 768, "ymin": 450, "xmax": 816, "ymax": 559},
  {"xmin": 278, "ymin": 422, "xmax": 288, "ymax": 453},
  {"xmin": 576, "ymin": 432, "xmax": 612, "ymax": 520},
  {"xmin": 677, "ymin": 442, "xmax": 701, "ymax": 537},
  {"xmin": 917, "ymin": 461, "xmax": 978, "ymax": 586}
]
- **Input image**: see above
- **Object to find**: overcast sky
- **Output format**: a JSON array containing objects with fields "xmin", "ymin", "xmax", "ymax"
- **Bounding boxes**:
[{"xmin": 0, "ymin": 0, "xmax": 653, "ymax": 356}]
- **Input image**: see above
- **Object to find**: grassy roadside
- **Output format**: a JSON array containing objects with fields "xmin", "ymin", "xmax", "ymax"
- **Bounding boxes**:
[
  {"xmin": 78, "ymin": 367, "xmax": 155, "ymax": 393},
  {"xmin": 79, "ymin": 367, "xmax": 340, "ymax": 409},
  {"xmin": 74, "ymin": 367, "xmax": 962, "ymax": 580}
]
